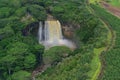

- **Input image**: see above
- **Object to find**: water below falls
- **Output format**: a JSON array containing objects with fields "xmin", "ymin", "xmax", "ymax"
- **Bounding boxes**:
[{"xmin": 38, "ymin": 20, "xmax": 76, "ymax": 49}]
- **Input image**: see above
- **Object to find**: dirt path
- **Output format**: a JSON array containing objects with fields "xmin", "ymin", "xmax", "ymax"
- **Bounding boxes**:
[
  {"xmin": 98, "ymin": 19, "xmax": 115, "ymax": 79},
  {"xmin": 32, "ymin": 64, "xmax": 51, "ymax": 80},
  {"xmin": 101, "ymin": 1, "xmax": 120, "ymax": 18},
  {"xmin": 86, "ymin": 1, "xmax": 115, "ymax": 79}
]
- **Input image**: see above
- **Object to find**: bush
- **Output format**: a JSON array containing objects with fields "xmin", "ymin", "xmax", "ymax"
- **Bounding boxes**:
[
  {"xmin": 43, "ymin": 46, "xmax": 71, "ymax": 65},
  {"xmin": 11, "ymin": 71, "xmax": 31, "ymax": 80},
  {"xmin": 27, "ymin": 4, "xmax": 47, "ymax": 20},
  {"xmin": 0, "ymin": 7, "xmax": 14, "ymax": 18}
]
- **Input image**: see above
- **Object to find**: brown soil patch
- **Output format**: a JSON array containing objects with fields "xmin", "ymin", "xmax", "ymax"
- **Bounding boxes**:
[{"xmin": 101, "ymin": 1, "xmax": 120, "ymax": 18}]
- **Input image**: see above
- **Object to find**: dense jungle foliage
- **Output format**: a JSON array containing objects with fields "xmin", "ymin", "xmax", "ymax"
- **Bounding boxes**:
[{"xmin": 0, "ymin": 0, "xmax": 115, "ymax": 80}]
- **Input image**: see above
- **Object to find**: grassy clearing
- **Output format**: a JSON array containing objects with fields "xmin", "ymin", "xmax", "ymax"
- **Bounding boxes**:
[
  {"xmin": 90, "ymin": 0, "xmax": 120, "ymax": 7},
  {"xmin": 89, "ymin": 0, "xmax": 100, "ymax": 3},
  {"xmin": 108, "ymin": 0, "xmax": 120, "ymax": 7},
  {"xmin": 88, "ymin": 47, "xmax": 105, "ymax": 80}
]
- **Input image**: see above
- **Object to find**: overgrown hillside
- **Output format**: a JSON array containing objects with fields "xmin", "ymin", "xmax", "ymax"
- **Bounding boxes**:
[
  {"xmin": 35, "ymin": 0, "xmax": 108, "ymax": 80},
  {"xmin": 0, "ymin": 0, "xmax": 46, "ymax": 80},
  {"xmin": 0, "ymin": 0, "xmax": 117, "ymax": 80},
  {"xmin": 91, "ymin": 4, "xmax": 120, "ymax": 80}
]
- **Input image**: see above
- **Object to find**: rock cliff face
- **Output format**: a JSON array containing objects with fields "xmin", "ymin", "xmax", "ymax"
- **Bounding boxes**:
[
  {"xmin": 62, "ymin": 25, "xmax": 74, "ymax": 39},
  {"xmin": 62, "ymin": 23, "xmax": 80, "ymax": 39},
  {"xmin": 22, "ymin": 22, "xmax": 39, "ymax": 36}
]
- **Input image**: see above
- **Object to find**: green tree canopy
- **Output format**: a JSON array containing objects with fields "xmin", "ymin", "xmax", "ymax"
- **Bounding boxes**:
[
  {"xmin": 43, "ymin": 46, "xmax": 71, "ymax": 65},
  {"xmin": 11, "ymin": 70, "xmax": 31, "ymax": 80}
]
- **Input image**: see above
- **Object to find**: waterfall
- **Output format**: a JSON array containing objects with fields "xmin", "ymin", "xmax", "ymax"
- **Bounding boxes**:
[
  {"xmin": 38, "ymin": 20, "xmax": 76, "ymax": 49},
  {"xmin": 44, "ymin": 21, "xmax": 49, "ymax": 41},
  {"xmin": 47, "ymin": 20, "xmax": 63, "ymax": 41},
  {"xmin": 38, "ymin": 21, "xmax": 43, "ymax": 42}
]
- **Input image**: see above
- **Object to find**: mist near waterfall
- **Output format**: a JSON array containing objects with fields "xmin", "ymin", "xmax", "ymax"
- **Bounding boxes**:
[{"xmin": 38, "ymin": 20, "xmax": 76, "ymax": 49}]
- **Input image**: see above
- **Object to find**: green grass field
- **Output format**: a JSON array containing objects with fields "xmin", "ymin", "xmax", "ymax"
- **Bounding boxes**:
[
  {"xmin": 89, "ymin": 0, "xmax": 100, "ymax": 3},
  {"xmin": 89, "ymin": 0, "xmax": 120, "ymax": 7},
  {"xmin": 88, "ymin": 47, "xmax": 105, "ymax": 80},
  {"xmin": 108, "ymin": 0, "xmax": 120, "ymax": 7}
]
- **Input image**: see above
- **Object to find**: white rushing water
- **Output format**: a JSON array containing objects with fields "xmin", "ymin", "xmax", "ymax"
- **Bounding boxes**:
[
  {"xmin": 38, "ymin": 20, "xmax": 76, "ymax": 49},
  {"xmin": 38, "ymin": 22, "xmax": 43, "ymax": 41}
]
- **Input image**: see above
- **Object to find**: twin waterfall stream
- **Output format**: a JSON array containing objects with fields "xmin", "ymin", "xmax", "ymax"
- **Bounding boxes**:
[{"xmin": 38, "ymin": 20, "xmax": 76, "ymax": 49}]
